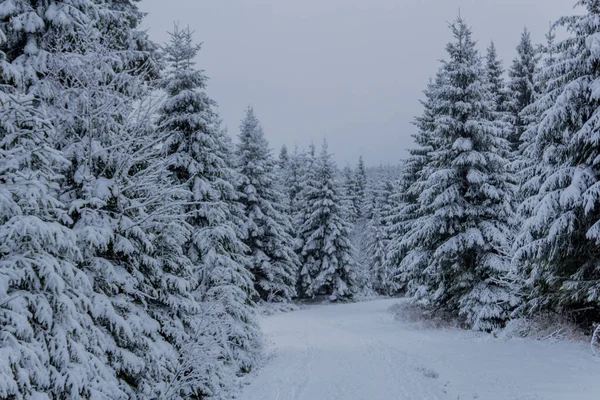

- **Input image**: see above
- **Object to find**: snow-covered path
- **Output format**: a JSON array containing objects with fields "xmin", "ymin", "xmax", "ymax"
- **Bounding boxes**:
[{"xmin": 239, "ymin": 298, "xmax": 600, "ymax": 400}]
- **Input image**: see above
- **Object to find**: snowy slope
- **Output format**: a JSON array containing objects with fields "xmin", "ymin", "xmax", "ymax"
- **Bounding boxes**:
[{"xmin": 238, "ymin": 298, "xmax": 600, "ymax": 400}]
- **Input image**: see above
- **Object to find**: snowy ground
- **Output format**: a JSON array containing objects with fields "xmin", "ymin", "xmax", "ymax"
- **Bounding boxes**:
[{"xmin": 238, "ymin": 298, "xmax": 600, "ymax": 400}]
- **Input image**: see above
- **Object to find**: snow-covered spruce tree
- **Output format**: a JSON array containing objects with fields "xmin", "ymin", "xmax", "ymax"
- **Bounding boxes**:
[
  {"xmin": 0, "ymin": 0, "xmax": 157, "ymax": 92},
  {"xmin": 122, "ymin": 97, "xmax": 217, "ymax": 400},
  {"xmin": 157, "ymin": 25, "xmax": 261, "ymax": 381},
  {"xmin": 365, "ymin": 170, "xmax": 398, "ymax": 295},
  {"xmin": 296, "ymin": 141, "xmax": 357, "ymax": 301},
  {"xmin": 287, "ymin": 146, "xmax": 305, "ymax": 215},
  {"xmin": 485, "ymin": 41, "xmax": 511, "ymax": 120},
  {"xmin": 385, "ymin": 75, "xmax": 441, "ymax": 299},
  {"xmin": 401, "ymin": 18, "xmax": 516, "ymax": 331},
  {"xmin": 514, "ymin": 1, "xmax": 600, "ymax": 323},
  {"xmin": 293, "ymin": 142, "xmax": 317, "ymax": 228},
  {"xmin": 341, "ymin": 165, "xmax": 359, "ymax": 223},
  {"xmin": 45, "ymin": 26, "xmax": 182, "ymax": 397},
  {"xmin": 2, "ymin": 2, "xmax": 193, "ymax": 397},
  {"xmin": 507, "ymin": 28, "xmax": 538, "ymax": 153},
  {"xmin": 236, "ymin": 107, "xmax": 299, "ymax": 303},
  {"xmin": 278, "ymin": 145, "xmax": 289, "ymax": 169},
  {"xmin": 511, "ymin": 28, "xmax": 560, "ymax": 244},
  {"xmin": 0, "ymin": 87, "xmax": 134, "ymax": 398},
  {"xmin": 0, "ymin": 0, "xmax": 91, "ymax": 89},
  {"xmin": 354, "ymin": 156, "xmax": 368, "ymax": 220},
  {"xmin": 276, "ymin": 145, "xmax": 290, "ymax": 200}
]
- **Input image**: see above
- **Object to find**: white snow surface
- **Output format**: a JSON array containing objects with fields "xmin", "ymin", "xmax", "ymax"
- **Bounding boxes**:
[{"xmin": 239, "ymin": 298, "xmax": 600, "ymax": 400}]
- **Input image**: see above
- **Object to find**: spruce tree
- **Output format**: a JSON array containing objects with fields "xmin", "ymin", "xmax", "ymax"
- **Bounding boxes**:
[
  {"xmin": 341, "ymin": 165, "xmax": 359, "ymax": 223},
  {"xmin": 0, "ymin": 0, "xmax": 156, "ymax": 91},
  {"xmin": 0, "ymin": 89, "xmax": 132, "ymax": 399},
  {"xmin": 354, "ymin": 156, "xmax": 367, "ymax": 220},
  {"xmin": 401, "ymin": 18, "xmax": 516, "ymax": 331},
  {"xmin": 157, "ymin": 25, "xmax": 261, "ymax": 380},
  {"xmin": 293, "ymin": 142, "xmax": 317, "ymax": 231},
  {"xmin": 513, "ymin": 26, "xmax": 559, "ymax": 221},
  {"xmin": 49, "ymin": 29, "xmax": 179, "ymax": 398},
  {"xmin": 365, "ymin": 170, "xmax": 397, "ymax": 295},
  {"xmin": 386, "ymin": 75, "xmax": 440, "ymax": 298},
  {"xmin": 514, "ymin": 0, "xmax": 600, "ymax": 322},
  {"xmin": 1, "ymin": 2, "xmax": 195, "ymax": 397},
  {"xmin": 485, "ymin": 42, "xmax": 510, "ymax": 117},
  {"xmin": 278, "ymin": 145, "xmax": 289, "ymax": 171},
  {"xmin": 236, "ymin": 107, "xmax": 299, "ymax": 303},
  {"xmin": 296, "ymin": 141, "xmax": 357, "ymax": 300},
  {"xmin": 507, "ymin": 28, "xmax": 538, "ymax": 153}
]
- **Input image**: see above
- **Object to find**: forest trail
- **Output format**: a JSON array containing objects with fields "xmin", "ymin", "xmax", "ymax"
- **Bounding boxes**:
[{"xmin": 238, "ymin": 298, "xmax": 600, "ymax": 400}]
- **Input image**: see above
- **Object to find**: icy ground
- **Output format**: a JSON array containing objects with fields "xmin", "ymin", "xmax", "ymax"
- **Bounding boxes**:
[{"xmin": 238, "ymin": 298, "xmax": 600, "ymax": 400}]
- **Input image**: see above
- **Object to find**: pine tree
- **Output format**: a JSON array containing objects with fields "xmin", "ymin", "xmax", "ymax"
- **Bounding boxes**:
[
  {"xmin": 1, "ymin": 2, "xmax": 198, "ymax": 397},
  {"xmin": 514, "ymin": 0, "xmax": 600, "ymax": 323},
  {"xmin": 386, "ymin": 75, "xmax": 440, "ymax": 298},
  {"xmin": 48, "ymin": 28, "xmax": 181, "ymax": 398},
  {"xmin": 365, "ymin": 170, "xmax": 398, "ymax": 295},
  {"xmin": 341, "ymin": 165, "xmax": 359, "ymax": 223},
  {"xmin": 0, "ymin": 88, "xmax": 134, "ymax": 399},
  {"xmin": 278, "ymin": 145, "xmax": 289, "ymax": 171},
  {"xmin": 276, "ymin": 145, "xmax": 302, "ymax": 216},
  {"xmin": 354, "ymin": 156, "xmax": 367, "ymax": 220},
  {"xmin": 236, "ymin": 107, "xmax": 299, "ymax": 303},
  {"xmin": 296, "ymin": 141, "xmax": 358, "ymax": 300},
  {"xmin": 277, "ymin": 145, "xmax": 290, "ymax": 201},
  {"xmin": 293, "ymin": 142, "xmax": 317, "ymax": 230},
  {"xmin": 485, "ymin": 41, "xmax": 509, "ymax": 117},
  {"xmin": 157, "ymin": 25, "xmax": 261, "ymax": 382},
  {"xmin": 401, "ymin": 17, "xmax": 516, "ymax": 331},
  {"xmin": 0, "ymin": 0, "xmax": 157, "ymax": 91},
  {"xmin": 512, "ymin": 26, "xmax": 559, "ymax": 230},
  {"xmin": 507, "ymin": 28, "xmax": 538, "ymax": 153}
]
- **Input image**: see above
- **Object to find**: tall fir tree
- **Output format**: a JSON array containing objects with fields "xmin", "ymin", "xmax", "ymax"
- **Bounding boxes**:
[
  {"xmin": 277, "ymin": 144, "xmax": 290, "ymax": 196},
  {"xmin": 50, "ymin": 28, "xmax": 180, "ymax": 398},
  {"xmin": 236, "ymin": 107, "xmax": 299, "ymax": 303},
  {"xmin": 514, "ymin": 26, "xmax": 560, "ymax": 218},
  {"xmin": 507, "ymin": 28, "xmax": 538, "ymax": 153},
  {"xmin": 296, "ymin": 141, "xmax": 357, "ymax": 300},
  {"xmin": 0, "ymin": 88, "xmax": 133, "ymax": 399},
  {"xmin": 277, "ymin": 145, "xmax": 303, "ymax": 217},
  {"xmin": 400, "ymin": 18, "xmax": 516, "ymax": 331},
  {"xmin": 514, "ymin": 0, "xmax": 600, "ymax": 324},
  {"xmin": 364, "ymin": 169, "xmax": 398, "ymax": 295},
  {"xmin": 341, "ymin": 165, "xmax": 359, "ymax": 223},
  {"xmin": 354, "ymin": 156, "xmax": 367, "ymax": 220},
  {"xmin": 485, "ymin": 41, "xmax": 510, "ymax": 117},
  {"xmin": 293, "ymin": 142, "xmax": 317, "ymax": 230},
  {"xmin": 157, "ymin": 25, "xmax": 261, "ymax": 388},
  {"xmin": 0, "ymin": 0, "xmax": 157, "ymax": 91},
  {"xmin": 1, "ymin": 2, "xmax": 202, "ymax": 397},
  {"xmin": 386, "ymin": 75, "xmax": 440, "ymax": 298}
]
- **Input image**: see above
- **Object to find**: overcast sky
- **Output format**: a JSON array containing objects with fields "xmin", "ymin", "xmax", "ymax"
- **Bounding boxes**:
[{"xmin": 140, "ymin": 0, "xmax": 577, "ymax": 166}]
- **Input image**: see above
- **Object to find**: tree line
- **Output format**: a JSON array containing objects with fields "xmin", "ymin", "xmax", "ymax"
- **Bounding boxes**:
[{"xmin": 2, "ymin": 0, "xmax": 600, "ymax": 398}]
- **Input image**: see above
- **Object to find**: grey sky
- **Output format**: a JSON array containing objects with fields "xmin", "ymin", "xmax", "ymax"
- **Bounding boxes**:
[{"xmin": 140, "ymin": 0, "xmax": 576, "ymax": 166}]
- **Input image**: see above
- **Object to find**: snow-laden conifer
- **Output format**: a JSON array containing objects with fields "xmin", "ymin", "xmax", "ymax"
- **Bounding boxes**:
[
  {"xmin": 0, "ymin": 87, "xmax": 134, "ymax": 399},
  {"xmin": 385, "ymin": 75, "xmax": 440, "ymax": 299},
  {"xmin": 236, "ymin": 107, "xmax": 299, "ymax": 303},
  {"xmin": 364, "ymin": 170, "xmax": 398, "ymax": 295},
  {"xmin": 401, "ymin": 18, "xmax": 516, "ymax": 331},
  {"xmin": 157, "ymin": 25, "xmax": 262, "ymax": 382},
  {"xmin": 296, "ymin": 141, "xmax": 357, "ymax": 301},
  {"xmin": 47, "ymin": 28, "xmax": 180, "ymax": 397},
  {"xmin": 507, "ymin": 28, "xmax": 538, "ymax": 153},
  {"xmin": 514, "ymin": 1, "xmax": 600, "ymax": 320},
  {"xmin": 354, "ymin": 156, "xmax": 367, "ymax": 220}
]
